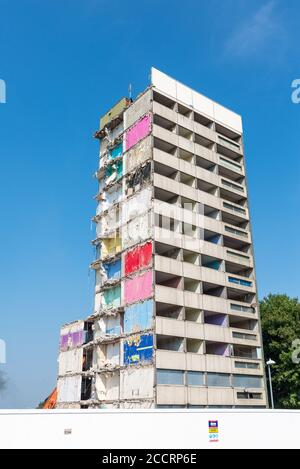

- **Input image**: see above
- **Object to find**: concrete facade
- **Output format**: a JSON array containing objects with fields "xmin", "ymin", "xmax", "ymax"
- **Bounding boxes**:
[{"xmin": 57, "ymin": 68, "xmax": 267, "ymax": 409}]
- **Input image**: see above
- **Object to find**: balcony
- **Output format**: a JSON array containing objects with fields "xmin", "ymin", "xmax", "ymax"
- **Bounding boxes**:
[
  {"xmin": 231, "ymin": 329, "xmax": 259, "ymax": 345},
  {"xmin": 218, "ymin": 155, "xmax": 244, "ymax": 175},
  {"xmin": 222, "ymin": 201, "xmax": 248, "ymax": 219},
  {"xmin": 223, "ymin": 224, "xmax": 250, "ymax": 240},
  {"xmin": 227, "ymin": 275, "xmax": 254, "ymax": 292},
  {"xmin": 225, "ymin": 249, "xmax": 252, "ymax": 267},
  {"xmin": 217, "ymin": 135, "xmax": 242, "ymax": 153},
  {"xmin": 221, "ymin": 177, "xmax": 245, "ymax": 193}
]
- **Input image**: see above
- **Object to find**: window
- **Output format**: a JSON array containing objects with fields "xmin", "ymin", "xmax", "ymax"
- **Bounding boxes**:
[
  {"xmin": 187, "ymin": 371, "xmax": 204, "ymax": 387},
  {"xmin": 230, "ymin": 303, "xmax": 254, "ymax": 314},
  {"xmin": 237, "ymin": 393, "xmax": 263, "ymax": 400},
  {"xmin": 157, "ymin": 369, "xmax": 184, "ymax": 386},
  {"xmin": 232, "ymin": 332, "xmax": 256, "ymax": 341},
  {"xmin": 235, "ymin": 361, "xmax": 260, "ymax": 370},
  {"xmin": 233, "ymin": 375, "xmax": 262, "ymax": 388},
  {"xmin": 207, "ymin": 373, "xmax": 230, "ymax": 387},
  {"xmin": 229, "ymin": 277, "xmax": 252, "ymax": 287}
]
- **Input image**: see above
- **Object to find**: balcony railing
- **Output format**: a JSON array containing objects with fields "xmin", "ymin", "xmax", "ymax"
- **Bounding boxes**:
[
  {"xmin": 226, "ymin": 250, "xmax": 250, "ymax": 264},
  {"xmin": 219, "ymin": 156, "xmax": 243, "ymax": 173},
  {"xmin": 218, "ymin": 135, "xmax": 241, "ymax": 152},
  {"xmin": 232, "ymin": 331, "xmax": 257, "ymax": 341},
  {"xmin": 223, "ymin": 201, "xmax": 246, "ymax": 215},
  {"xmin": 230, "ymin": 303, "xmax": 254, "ymax": 314},
  {"xmin": 221, "ymin": 179, "xmax": 245, "ymax": 193},
  {"xmin": 224, "ymin": 225, "xmax": 248, "ymax": 239}
]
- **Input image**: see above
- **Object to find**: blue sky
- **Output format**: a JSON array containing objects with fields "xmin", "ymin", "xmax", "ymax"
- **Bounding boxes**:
[{"xmin": 0, "ymin": 0, "xmax": 299, "ymax": 408}]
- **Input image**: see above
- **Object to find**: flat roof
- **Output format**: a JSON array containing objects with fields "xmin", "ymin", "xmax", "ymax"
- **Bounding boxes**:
[{"xmin": 151, "ymin": 67, "xmax": 243, "ymax": 134}]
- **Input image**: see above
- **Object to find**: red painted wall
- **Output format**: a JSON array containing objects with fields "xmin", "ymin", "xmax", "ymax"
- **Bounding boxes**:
[{"xmin": 125, "ymin": 242, "xmax": 152, "ymax": 276}]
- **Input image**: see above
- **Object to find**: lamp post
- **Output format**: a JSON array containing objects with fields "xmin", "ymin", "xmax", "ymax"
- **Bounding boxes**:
[{"xmin": 266, "ymin": 359, "xmax": 276, "ymax": 409}]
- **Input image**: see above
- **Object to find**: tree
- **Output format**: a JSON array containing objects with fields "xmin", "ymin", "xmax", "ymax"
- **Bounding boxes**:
[{"xmin": 260, "ymin": 294, "xmax": 300, "ymax": 409}]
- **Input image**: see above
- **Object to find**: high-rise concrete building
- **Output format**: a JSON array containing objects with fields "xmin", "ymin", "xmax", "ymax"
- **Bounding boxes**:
[{"xmin": 56, "ymin": 68, "xmax": 267, "ymax": 409}]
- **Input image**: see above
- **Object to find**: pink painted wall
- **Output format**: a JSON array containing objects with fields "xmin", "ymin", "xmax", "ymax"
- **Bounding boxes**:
[
  {"xmin": 124, "ymin": 270, "xmax": 153, "ymax": 305},
  {"xmin": 124, "ymin": 114, "xmax": 151, "ymax": 152}
]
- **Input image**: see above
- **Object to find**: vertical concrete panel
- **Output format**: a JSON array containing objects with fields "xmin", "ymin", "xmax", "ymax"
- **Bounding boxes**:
[
  {"xmin": 109, "ymin": 142, "xmax": 123, "ymax": 160},
  {"xmin": 106, "ymin": 343, "xmax": 120, "ymax": 365},
  {"xmin": 177, "ymin": 82, "xmax": 193, "ymax": 107},
  {"xmin": 120, "ymin": 367, "xmax": 154, "ymax": 399},
  {"xmin": 57, "ymin": 376, "xmax": 82, "ymax": 403},
  {"xmin": 58, "ymin": 348, "xmax": 83, "ymax": 375},
  {"xmin": 122, "ymin": 212, "xmax": 152, "ymax": 250},
  {"xmin": 125, "ymin": 242, "xmax": 152, "ymax": 276},
  {"xmin": 124, "ymin": 300, "xmax": 153, "ymax": 334},
  {"xmin": 100, "ymin": 97, "xmax": 129, "ymax": 130},
  {"xmin": 124, "ymin": 89, "xmax": 152, "ymax": 130},
  {"xmin": 102, "ymin": 285, "xmax": 121, "ymax": 309},
  {"xmin": 122, "ymin": 187, "xmax": 152, "ymax": 225},
  {"xmin": 151, "ymin": 67, "xmax": 177, "ymax": 98},
  {"xmin": 95, "ymin": 375, "xmax": 106, "ymax": 400},
  {"xmin": 124, "ymin": 135, "xmax": 152, "ymax": 175},
  {"xmin": 124, "ymin": 270, "xmax": 153, "ymax": 304},
  {"xmin": 103, "ymin": 259, "xmax": 121, "ymax": 281},
  {"xmin": 60, "ymin": 321, "xmax": 85, "ymax": 351},
  {"xmin": 105, "ymin": 160, "xmax": 123, "ymax": 183},
  {"xmin": 214, "ymin": 102, "xmax": 243, "ymax": 133},
  {"xmin": 123, "ymin": 333, "xmax": 154, "ymax": 365},
  {"xmin": 98, "ymin": 186, "xmax": 122, "ymax": 213},
  {"xmin": 124, "ymin": 114, "xmax": 151, "ymax": 152},
  {"xmin": 101, "ymin": 237, "xmax": 122, "ymax": 259},
  {"xmin": 106, "ymin": 373, "xmax": 120, "ymax": 400},
  {"xmin": 60, "ymin": 330, "xmax": 85, "ymax": 351}
]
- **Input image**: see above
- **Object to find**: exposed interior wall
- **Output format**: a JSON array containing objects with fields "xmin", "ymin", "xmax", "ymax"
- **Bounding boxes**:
[
  {"xmin": 122, "ymin": 212, "xmax": 152, "ymax": 250},
  {"xmin": 121, "ymin": 187, "xmax": 152, "ymax": 225},
  {"xmin": 95, "ymin": 372, "xmax": 120, "ymax": 401},
  {"xmin": 58, "ymin": 348, "xmax": 83, "ymax": 376},
  {"xmin": 100, "ymin": 97, "xmax": 130, "ymax": 130},
  {"xmin": 125, "ymin": 161, "xmax": 151, "ymax": 196},
  {"xmin": 101, "ymin": 285, "xmax": 121, "ymax": 310},
  {"xmin": 94, "ymin": 316, "xmax": 121, "ymax": 338},
  {"xmin": 97, "ymin": 186, "xmax": 122, "ymax": 214},
  {"xmin": 124, "ymin": 89, "xmax": 152, "ymax": 130},
  {"xmin": 57, "ymin": 376, "xmax": 81, "ymax": 403},
  {"xmin": 123, "ymin": 333, "xmax": 154, "ymax": 366},
  {"xmin": 124, "ymin": 270, "xmax": 153, "ymax": 305},
  {"xmin": 101, "ymin": 236, "xmax": 122, "ymax": 260},
  {"xmin": 58, "ymin": 87, "xmax": 155, "ymax": 409},
  {"xmin": 124, "ymin": 135, "xmax": 152, "ymax": 175},
  {"xmin": 124, "ymin": 300, "xmax": 153, "ymax": 334},
  {"xmin": 124, "ymin": 241, "xmax": 152, "ymax": 276},
  {"xmin": 123, "ymin": 114, "xmax": 152, "ymax": 152},
  {"xmin": 120, "ymin": 367, "xmax": 154, "ymax": 400},
  {"xmin": 96, "ymin": 208, "xmax": 120, "ymax": 238},
  {"xmin": 60, "ymin": 321, "xmax": 85, "ymax": 351}
]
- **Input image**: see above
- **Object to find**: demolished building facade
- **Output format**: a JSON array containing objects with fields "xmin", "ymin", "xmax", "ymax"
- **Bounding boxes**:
[{"xmin": 56, "ymin": 68, "xmax": 268, "ymax": 409}]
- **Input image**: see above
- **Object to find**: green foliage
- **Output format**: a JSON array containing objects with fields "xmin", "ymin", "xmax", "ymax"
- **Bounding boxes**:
[{"xmin": 260, "ymin": 294, "xmax": 300, "ymax": 409}]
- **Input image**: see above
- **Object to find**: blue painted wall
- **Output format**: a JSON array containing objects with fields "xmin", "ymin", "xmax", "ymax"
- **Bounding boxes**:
[
  {"xmin": 123, "ymin": 333, "xmax": 154, "ymax": 365},
  {"xmin": 103, "ymin": 259, "xmax": 121, "ymax": 280},
  {"xmin": 124, "ymin": 300, "xmax": 153, "ymax": 334},
  {"xmin": 109, "ymin": 142, "xmax": 123, "ymax": 160}
]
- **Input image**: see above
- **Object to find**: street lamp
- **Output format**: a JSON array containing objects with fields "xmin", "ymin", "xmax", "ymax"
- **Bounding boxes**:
[{"xmin": 266, "ymin": 359, "xmax": 276, "ymax": 409}]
